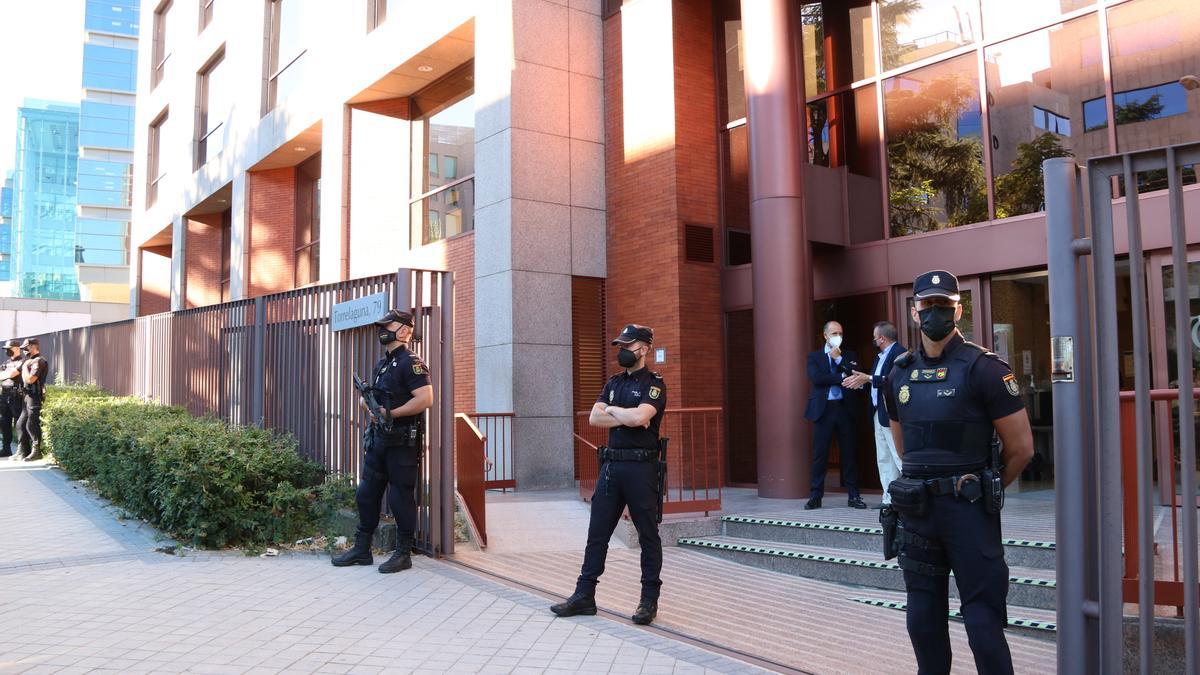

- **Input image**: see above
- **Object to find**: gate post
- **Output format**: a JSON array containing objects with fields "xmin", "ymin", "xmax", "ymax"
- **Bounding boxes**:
[
  {"xmin": 250, "ymin": 296, "xmax": 266, "ymax": 427},
  {"xmin": 1044, "ymin": 157, "xmax": 1094, "ymax": 675}
]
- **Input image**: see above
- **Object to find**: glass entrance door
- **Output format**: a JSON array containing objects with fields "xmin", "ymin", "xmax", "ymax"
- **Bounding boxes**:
[{"xmin": 1148, "ymin": 251, "xmax": 1200, "ymax": 503}]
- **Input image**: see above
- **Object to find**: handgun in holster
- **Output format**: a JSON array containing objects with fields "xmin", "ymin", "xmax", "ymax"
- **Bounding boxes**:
[
  {"xmin": 880, "ymin": 506, "xmax": 900, "ymax": 560},
  {"xmin": 655, "ymin": 437, "xmax": 669, "ymax": 524},
  {"xmin": 983, "ymin": 432, "xmax": 1005, "ymax": 514}
]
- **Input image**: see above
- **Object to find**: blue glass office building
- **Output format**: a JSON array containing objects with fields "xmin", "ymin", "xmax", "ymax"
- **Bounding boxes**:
[
  {"xmin": 0, "ymin": 174, "xmax": 13, "ymax": 282},
  {"xmin": 11, "ymin": 102, "xmax": 81, "ymax": 299},
  {"xmin": 76, "ymin": 0, "xmax": 139, "ymax": 297}
]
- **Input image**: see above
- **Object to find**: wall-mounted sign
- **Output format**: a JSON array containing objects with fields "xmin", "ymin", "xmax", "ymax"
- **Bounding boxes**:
[{"xmin": 331, "ymin": 292, "xmax": 389, "ymax": 332}]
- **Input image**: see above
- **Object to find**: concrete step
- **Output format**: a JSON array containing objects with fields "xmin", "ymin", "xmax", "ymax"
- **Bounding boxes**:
[
  {"xmin": 847, "ymin": 595, "xmax": 1057, "ymax": 639},
  {"xmin": 721, "ymin": 514, "xmax": 1057, "ymax": 570},
  {"xmin": 677, "ymin": 535, "xmax": 1057, "ymax": 611}
]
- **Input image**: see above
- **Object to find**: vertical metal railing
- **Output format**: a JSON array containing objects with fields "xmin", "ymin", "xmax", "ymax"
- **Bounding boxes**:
[
  {"xmin": 1046, "ymin": 143, "xmax": 1200, "ymax": 674},
  {"xmin": 471, "ymin": 412, "xmax": 515, "ymax": 490},
  {"xmin": 26, "ymin": 268, "xmax": 456, "ymax": 556}
]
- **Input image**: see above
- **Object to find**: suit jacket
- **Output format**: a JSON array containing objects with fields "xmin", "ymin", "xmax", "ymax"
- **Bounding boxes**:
[
  {"xmin": 804, "ymin": 348, "xmax": 859, "ymax": 422},
  {"xmin": 869, "ymin": 342, "xmax": 906, "ymax": 427}
]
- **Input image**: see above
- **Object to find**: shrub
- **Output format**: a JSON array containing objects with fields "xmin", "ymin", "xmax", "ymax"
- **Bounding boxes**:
[{"xmin": 44, "ymin": 385, "xmax": 354, "ymax": 549}]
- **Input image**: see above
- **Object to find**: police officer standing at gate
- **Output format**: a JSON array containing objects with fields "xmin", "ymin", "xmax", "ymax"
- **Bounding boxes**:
[
  {"xmin": 16, "ymin": 338, "xmax": 49, "ymax": 462},
  {"xmin": 0, "ymin": 340, "xmax": 25, "ymax": 458},
  {"xmin": 332, "ymin": 309, "xmax": 433, "ymax": 573},
  {"xmin": 883, "ymin": 271, "xmax": 1033, "ymax": 674},
  {"xmin": 551, "ymin": 324, "xmax": 667, "ymax": 626}
]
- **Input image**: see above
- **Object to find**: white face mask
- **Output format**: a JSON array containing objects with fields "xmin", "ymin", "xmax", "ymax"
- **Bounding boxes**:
[{"xmin": 828, "ymin": 335, "xmax": 843, "ymax": 349}]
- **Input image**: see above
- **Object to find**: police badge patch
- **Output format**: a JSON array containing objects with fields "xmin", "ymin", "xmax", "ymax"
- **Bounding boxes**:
[
  {"xmin": 649, "ymin": 386, "xmax": 661, "ymax": 400},
  {"xmin": 412, "ymin": 363, "xmax": 425, "ymax": 375},
  {"xmin": 1003, "ymin": 373, "xmax": 1020, "ymax": 397},
  {"xmin": 910, "ymin": 370, "xmax": 919, "ymax": 381},
  {"xmin": 898, "ymin": 385, "xmax": 911, "ymax": 404}
]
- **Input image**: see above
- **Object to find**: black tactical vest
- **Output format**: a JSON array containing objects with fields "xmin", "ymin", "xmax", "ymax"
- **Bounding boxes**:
[{"xmin": 892, "ymin": 340, "xmax": 995, "ymax": 476}]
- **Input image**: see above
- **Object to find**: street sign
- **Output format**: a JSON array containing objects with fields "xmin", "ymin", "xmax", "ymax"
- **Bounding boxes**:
[{"xmin": 331, "ymin": 291, "xmax": 388, "ymax": 332}]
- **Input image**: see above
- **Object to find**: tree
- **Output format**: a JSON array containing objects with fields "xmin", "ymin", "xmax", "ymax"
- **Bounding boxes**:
[{"xmin": 993, "ymin": 132, "xmax": 1073, "ymax": 219}]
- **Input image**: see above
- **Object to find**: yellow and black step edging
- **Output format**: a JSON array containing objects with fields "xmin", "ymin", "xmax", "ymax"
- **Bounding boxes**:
[
  {"xmin": 849, "ymin": 597, "xmax": 1058, "ymax": 633},
  {"xmin": 721, "ymin": 515, "xmax": 1057, "ymax": 550}
]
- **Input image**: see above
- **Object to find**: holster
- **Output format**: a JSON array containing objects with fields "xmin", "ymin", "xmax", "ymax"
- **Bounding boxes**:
[
  {"xmin": 982, "ymin": 467, "xmax": 1005, "ymax": 514},
  {"xmin": 879, "ymin": 506, "xmax": 899, "ymax": 560},
  {"xmin": 888, "ymin": 477, "xmax": 930, "ymax": 517}
]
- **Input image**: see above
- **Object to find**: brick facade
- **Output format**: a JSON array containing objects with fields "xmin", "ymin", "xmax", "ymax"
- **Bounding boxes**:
[
  {"xmin": 445, "ymin": 233, "xmax": 475, "ymax": 416},
  {"xmin": 184, "ymin": 213, "xmax": 224, "ymax": 308},
  {"xmin": 603, "ymin": 1, "xmax": 725, "ymax": 408},
  {"xmin": 137, "ymin": 245, "xmax": 172, "ymax": 316},
  {"xmin": 247, "ymin": 168, "xmax": 298, "ymax": 297}
]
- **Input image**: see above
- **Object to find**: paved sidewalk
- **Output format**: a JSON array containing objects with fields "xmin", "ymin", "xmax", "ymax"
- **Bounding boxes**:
[{"xmin": 0, "ymin": 462, "xmax": 764, "ymax": 674}]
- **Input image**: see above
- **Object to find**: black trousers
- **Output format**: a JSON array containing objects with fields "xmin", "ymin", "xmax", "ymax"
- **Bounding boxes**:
[
  {"xmin": 576, "ymin": 460, "xmax": 662, "ymax": 601},
  {"xmin": 17, "ymin": 394, "xmax": 42, "ymax": 455},
  {"xmin": 355, "ymin": 441, "xmax": 419, "ymax": 543},
  {"xmin": 810, "ymin": 399, "xmax": 860, "ymax": 499},
  {"xmin": 899, "ymin": 492, "xmax": 1013, "ymax": 675},
  {"xmin": 0, "ymin": 393, "xmax": 21, "ymax": 453}
]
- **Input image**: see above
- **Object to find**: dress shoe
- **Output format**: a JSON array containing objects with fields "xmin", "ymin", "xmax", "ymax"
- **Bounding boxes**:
[
  {"xmin": 550, "ymin": 592, "xmax": 597, "ymax": 617},
  {"xmin": 632, "ymin": 599, "xmax": 657, "ymax": 625},
  {"xmin": 848, "ymin": 497, "xmax": 868, "ymax": 509},
  {"xmin": 804, "ymin": 498, "xmax": 822, "ymax": 510}
]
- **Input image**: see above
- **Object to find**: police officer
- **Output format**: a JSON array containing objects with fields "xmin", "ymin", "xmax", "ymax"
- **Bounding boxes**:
[
  {"xmin": 332, "ymin": 309, "xmax": 433, "ymax": 573},
  {"xmin": 0, "ymin": 340, "xmax": 24, "ymax": 458},
  {"xmin": 16, "ymin": 338, "xmax": 49, "ymax": 462},
  {"xmin": 883, "ymin": 271, "xmax": 1033, "ymax": 674},
  {"xmin": 551, "ymin": 324, "xmax": 667, "ymax": 626}
]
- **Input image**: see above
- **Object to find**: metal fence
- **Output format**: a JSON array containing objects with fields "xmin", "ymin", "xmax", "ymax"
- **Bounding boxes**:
[
  {"xmin": 1046, "ymin": 144, "xmax": 1200, "ymax": 674},
  {"xmin": 574, "ymin": 407, "xmax": 723, "ymax": 515},
  {"xmin": 471, "ymin": 412, "xmax": 515, "ymax": 490},
  {"xmin": 29, "ymin": 268, "xmax": 456, "ymax": 556}
]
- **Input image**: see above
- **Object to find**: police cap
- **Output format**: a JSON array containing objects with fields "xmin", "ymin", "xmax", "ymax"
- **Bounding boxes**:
[
  {"xmin": 3, "ymin": 339, "xmax": 19, "ymax": 349},
  {"xmin": 19, "ymin": 338, "xmax": 38, "ymax": 349},
  {"xmin": 374, "ymin": 309, "xmax": 414, "ymax": 327},
  {"xmin": 913, "ymin": 270, "xmax": 961, "ymax": 302},
  {"xmin": 611, "ymin": 324, "xmax": 654, "ymax": 346}
]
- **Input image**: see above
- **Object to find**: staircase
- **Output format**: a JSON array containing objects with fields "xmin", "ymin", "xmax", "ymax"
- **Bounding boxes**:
[{"xmin": 677, "ymin": 513, "xmax": 1058, "ymax": 636}]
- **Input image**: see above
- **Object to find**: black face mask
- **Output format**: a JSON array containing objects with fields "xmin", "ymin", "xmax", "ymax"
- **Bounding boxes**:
[
  {"xmin": 617, "ymin": 347, "xmax": 641, "ymax": 369},
  {"xmin": 378, "ymin": 328, "xmax": 399, "ymax": 346},
  {"xmin": 918, "ymin": 305, "xmax": 957, "ymax": 342}
]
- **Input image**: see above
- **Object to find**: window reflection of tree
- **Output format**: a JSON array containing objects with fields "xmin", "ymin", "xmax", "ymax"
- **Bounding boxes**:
[{"xmin": 886, "ymin": 71, "xmax": 987, "ymax": 236}]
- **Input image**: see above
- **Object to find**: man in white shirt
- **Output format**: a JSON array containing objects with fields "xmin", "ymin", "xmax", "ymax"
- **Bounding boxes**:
[{"xmin": 844, "ymin": 321, "xmax": 905, "ymax": 506}]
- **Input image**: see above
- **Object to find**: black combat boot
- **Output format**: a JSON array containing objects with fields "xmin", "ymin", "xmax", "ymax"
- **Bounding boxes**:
[
  {"xmin": 632, "ymin": 599, "xmax": 657, "ymax": 625},
  {"xmin": 377, "ymin": 536, "xmax": 412, "ymax": 574},
  {"xmin": 24, "ymin": 447, "xmax": 42, "ymax": 462},
  {"xmin": 550, "ymin": 592, "xmax": 597, "ymax": 617},
  {"xmin": 331, "ymin": 532, "xmax": 374, "ymax": 567}
]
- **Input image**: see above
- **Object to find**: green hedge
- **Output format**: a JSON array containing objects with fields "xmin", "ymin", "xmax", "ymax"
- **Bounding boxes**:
[{"xmin": 45, "ymin": 386, "xmax": 354, "ymax": 549}]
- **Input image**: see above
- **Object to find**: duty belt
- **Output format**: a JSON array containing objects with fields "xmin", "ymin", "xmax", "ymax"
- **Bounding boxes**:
[
  {"xmin": 906, "ymin": 469, "xmax": 986, "ymax": 496},
  {"xmin": 600, "ymin": 447, "xmax": 658, "ymax": 462}
]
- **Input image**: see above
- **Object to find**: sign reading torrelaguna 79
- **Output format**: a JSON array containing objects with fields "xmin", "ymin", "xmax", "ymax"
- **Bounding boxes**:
[{"xmin": 331, "ymin": 292, "xmax": 389, "ymax": 332}]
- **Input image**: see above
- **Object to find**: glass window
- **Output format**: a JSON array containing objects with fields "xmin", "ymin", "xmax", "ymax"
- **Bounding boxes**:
[
  {"xmin": 152, "ymin": 1, "xmax": 172, "ymax": 89},
  {"xmin": 848, "ymin": 1, "xmax": 876, "ymax": 82},
  {"xmin": 885, "ymin": 54, "xmax": 986, "ymax": 236},
  {"xmin": 198, "ymin": 52, "xmax": 228, "ymax": 166},
  {"xmin": 86, "ymin": 0, "xmax": 140, "ymax": 36},
  {"xmin": 201, "ymin": 0, "xmax": 215, "ymax": 31},
  {"xmin": 267, "ymin": 0, "xmax": 312, "ymax": 112},
  {"xmin": 443, "ymin": 155, "xmax": 457, "ymax": 180},
  {"xmin": 410, "ymin": 81, "xmax": 475, "ymax": 247},
  {"xmin": 147, "ymin": 111, "xmax": 168, "ymax": 207},
  {"xmin": 801, "ymin": 3, "xmax": 827, "ymax": 97},
  {"xmin": 428, "ymin": 153, "xmax": 439, "ymax": 177},
  {"xmin": 880, "ymin": 0, "xmax": 980, "ymax": 72},
  {"xmin": 719, "ymin": 7, "xmax": 745, "ymax": 123},
  {"xmin": 295, "ymin": 153, "xmax": 321, "ymax": 286},
  {"xmin": 985, "ymin": 15, "xmax": 1105, "ymax": 219},
  {"xmin": 980, "ymin": 0, "xmax": 1094, "ymax": 41},
  {"xmin": 848, "ymin": 84, "xmax": 884, "ymax": 244},
  {"xmin": 1108, "ymin": 0, "xmax": 1200, "ymax": 153},
  {"xmin": 367, "ymin": 0, "xmax": 389, "ymax": 31}
]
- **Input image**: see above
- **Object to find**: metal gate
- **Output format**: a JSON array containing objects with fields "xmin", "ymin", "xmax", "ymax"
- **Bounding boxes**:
[{"xmin": 1046, "ymin": 144, "xmax": 1200, "ymax": 674}]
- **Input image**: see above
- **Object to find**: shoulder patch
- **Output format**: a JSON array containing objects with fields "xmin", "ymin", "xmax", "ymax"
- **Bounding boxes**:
[
  {"xmin": 412, "ymin": 363, "xmax": 425, "ymax": 375},
  {"xmin": 1003, "ymin": 373, "xmax": 1020, "ymax": 397},
  {"xmin": 648, "ymin": 385, "xmax": 662, "ymax": 400}
]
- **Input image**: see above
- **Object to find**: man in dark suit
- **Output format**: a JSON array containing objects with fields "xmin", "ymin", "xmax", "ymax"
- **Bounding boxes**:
[
  {"xmin": 844, "ymin": 321, "xmax": 905, "ymax": 507},
  {"xmin": 804, "ymin": 320, "xmax": 866, "ymax": 509}
]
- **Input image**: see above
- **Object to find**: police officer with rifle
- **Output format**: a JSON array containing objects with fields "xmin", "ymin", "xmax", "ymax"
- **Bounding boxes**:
[
  {"xmin": 551, "ymin": 324, "xmax": 667, "ymax": 626},
  {"xmin": 16, "ymin": 339, "xmax": 48, "ymax": 462},
  {"xmin": 332, "ymin": 309, "xmax": 433, "ymax": 573},
  {"xmin": 880, "ymin": 271, "xmax": 1033, "ymax": 674},
  {"xmin": 0, "ymin": 340, "xmax": 24, "ymax": 458}
]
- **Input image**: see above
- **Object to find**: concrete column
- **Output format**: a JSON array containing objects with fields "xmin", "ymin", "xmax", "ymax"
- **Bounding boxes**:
[
  {"xmin": 169, "ymin": 215, "xmax": 187, "ymax": 311},
  {"xmin": 474, "ymin": 0, "xmax": 605, "ymax": 490},
  {"xmin": 741, "ymin": 0, "xmax": 813, "ymax": 498},
  {"xmin": 319, "ymin": 104, "xmax": 350, "ymax": 283},
  {"xmin": 229, "ymin": 173, "xmax": 249, "ymax": 299}
]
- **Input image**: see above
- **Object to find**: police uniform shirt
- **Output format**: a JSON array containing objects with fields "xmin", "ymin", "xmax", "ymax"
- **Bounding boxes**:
[
  {"xmin": 597, "ymin": 368, "xmax": 667, "ymax": 450},
  {"xmin": 883, "ymin": 333, "xmax": 1025, "ymax": 425},
  {"xmin": 20, "ymin": 356, "xmax": 48, "ymax": 396},
  {"xmin": 371, "ymin": 346, "xmax": 431, "ymax": 425},
  {"xmin": 1, "ymin": 355, "xmax": 24, "ymax": 393}
]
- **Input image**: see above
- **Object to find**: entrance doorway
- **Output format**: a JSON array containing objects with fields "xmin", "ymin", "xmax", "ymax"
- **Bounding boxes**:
[{"xmin": 1148, "ymin": 250, "xmax": 1200, "ymax": 504}]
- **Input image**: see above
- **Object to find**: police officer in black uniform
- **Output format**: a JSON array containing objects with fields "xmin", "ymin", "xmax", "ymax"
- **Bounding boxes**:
[
  {"xmin": 883, "ymin": 271, "xmax": 1033, "ymax": 674},
  {"xmin": 16, "ymin": 339, "xmax": 49, "ymax": 462},
  {"xmin": 0, "ymin": 340, "xmax": 25, "ymax": 459},
  {"xmin": 332, "ymin": 309, "xmax": 433, "ymax": 573},
  {"xmin": 551, "ymin": 324, "xmax": 667, "ymax": 626}
]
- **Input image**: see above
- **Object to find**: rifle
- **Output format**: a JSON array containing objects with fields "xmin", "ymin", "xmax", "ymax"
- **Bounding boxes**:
[
  {"xmin": 656, "ymin": 437, "xmax": 669, "ymax": 524},
  {"xmin": 353, "ymin": 374, "xmax": 392, "ymax": 429}
]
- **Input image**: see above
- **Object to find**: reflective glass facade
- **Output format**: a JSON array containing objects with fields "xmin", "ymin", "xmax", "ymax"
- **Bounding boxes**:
[
  {"xmin": 11, "ymin": 103, "xmax": 81, "ymax": 299},
  {"xmin": 0, "ymin": 176, "xmax": 13, "ymax": 282},
  {"xmin": 77, "ymin": 0, "xmax": 139, "ymax": 278}
]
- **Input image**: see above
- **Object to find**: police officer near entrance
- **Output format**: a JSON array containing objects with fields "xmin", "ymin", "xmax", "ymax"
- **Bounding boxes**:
[
  {"xmin": 332, "ymin": 309, "xmax": 433, "ymax": 573},
  {"xmin": 883, "ymin": 271, "xmax": 1033, "ymax": 674},
  {"xmin": 551, "ymin": 324, "xmax": 667, "ymax": 626},
  {"xmin": 16, "ymin": 338, "xmax": 49, "ymax": 462},
  {"xmin": 0, "ymin": 340, "xmax": 25, "ymax": 458}
]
